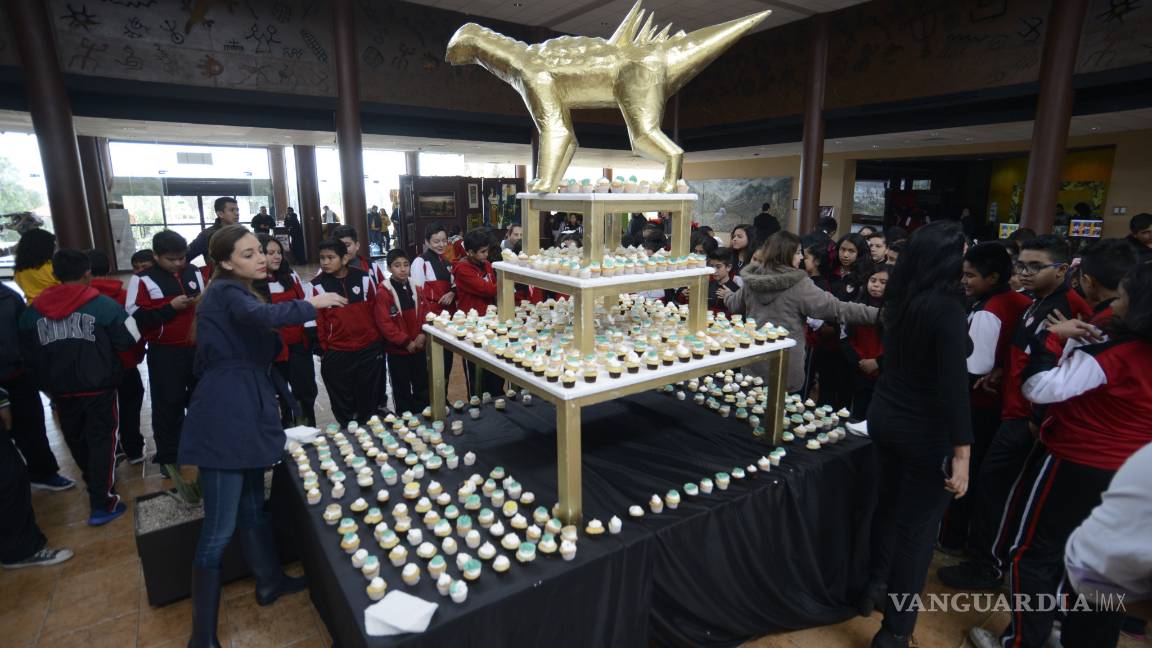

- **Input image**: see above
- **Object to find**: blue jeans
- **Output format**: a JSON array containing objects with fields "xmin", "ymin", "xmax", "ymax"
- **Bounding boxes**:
[{"xmin": 194, "ymin": 468, "xmax": 266, "ymax": 568}]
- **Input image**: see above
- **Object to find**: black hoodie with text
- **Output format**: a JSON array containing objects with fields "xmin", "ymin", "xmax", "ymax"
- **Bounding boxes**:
[{"xmin": 18, "ymin": 284, "xmax": 140, "ymax": 396}]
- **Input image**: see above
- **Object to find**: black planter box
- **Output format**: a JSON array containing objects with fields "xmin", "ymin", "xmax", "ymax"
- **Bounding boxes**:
[{"xmin": 134, "ymin": 481, "xmax": 299, "ymax": 607}]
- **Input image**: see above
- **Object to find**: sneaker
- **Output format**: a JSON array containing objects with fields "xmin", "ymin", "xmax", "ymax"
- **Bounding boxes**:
[
  {"xmin": 30, "ymin": 474, "xmax": 76, "ymax": 492},
  {"xmin": 938, "ymin": 561, "xmax": 1002, "ymax": 590},
  {"xmin": 969, "ymin": 627, "xmax": 1000, "ymax": 648},
  {"xmin": 1, "ymin": 547, "xmax": 75, "ymax": 569},
  {"xmin": 88, "ymin": 496, "xmax": 127, "ymax": 527}
]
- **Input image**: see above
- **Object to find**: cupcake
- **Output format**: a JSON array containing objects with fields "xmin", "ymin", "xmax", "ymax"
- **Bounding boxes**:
[
  {"xmin": 608, "ymin": 516, "xmax": 623, "ymax": 534},
  {"xmin": 338, "ymin": 518, "xmax": 358, "ymax": 535},
  {"xmin": 493, "ymin": 554, "xmax": 511, "ymax": 573},
  {"xmin": 378, "ymin": 530, "xmax": 399, "ymax": 549},
  {"xmin": 665, "ymin": 490, "xmax": 681, "ymax": 509},
  {"xmin": 585, "ymin": 519, "xmax": 605, "ymax": 535},
  {"xmin": 465, "ymin": 529, "xmax": 482, "ymax": 549},
  {"xmin": 649, "ymin": 494, "xmax": 664, "ymax": 514},
  {"xmin": 683, "ymin": 483, "xmax": 699, "ymax": 497},
  {"xmin": 715, "ymin": 472, "xmax": 730, "ymax": 490},
  {"xmin": 323, "ymin": 504, "xmax": 342, "ymax": 525},
  {"xmin": 389, "ymin": 545, "xmax": 408, "ymax": 567},
  {"xmin": 560, "ymin": 540, "xmax": 577, "ymax": 561},
  {"xmin": 516, "ymin": 542, "xmax": 537, "ymax": 563},
  {"xmin": 428, "ymin": 554, "xmax": 447, "ymax": 578},
  {"xmin": 436, "ymin": 572, "xmax": 453, "ymax": 596},
  {"xmin": 341, "ymin": 532, "xmax": 360, "ymax": 554},
  {"xmin": 351, "ymin": 548, "xmax": 369, "ymax": 568},
  {"xmin": 402, "ymin": 563, "xmax": 420, "ymax": 586},
  {"xmin": 500, "ymin": 532, "xmax": 521, "ymax": 551},
  {"xmin": 628, "ymin": 505, "xmax": 645, "ymax": 518},
  {"xmin": 538, "ymin": 533, "xmax": 558, "ymax": 554},
  {"xmin": 361, "ymin": 555, "xmax": 381, "ymax": 580},
  {"xmin": 463, "ymin": 558, "xmax": 483, "ymax": 580},
  {"xmin": 406, "ymin": 528, "xmax": 424, "ymax": 546},
  {"xmin": 478, "ymin": 542, "xmax": 497, "ymax": 560},
  {"xmin": 545, "ymin": 518, "xmax": 563, "ymax": 535},
  {"xmin": 366, "ymin": 577, "xmax": 387, "ymax": 601}
]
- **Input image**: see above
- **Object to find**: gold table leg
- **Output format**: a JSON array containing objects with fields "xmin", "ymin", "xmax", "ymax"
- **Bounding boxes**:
[
  {"xmin": 556, "ymin": 400, "xmax": 582, "ymax": 525},
  {"xmin": 429, "ymin": 337, "xmax": 446, "ymax": 421},
  {"xmin": 766, "ymin": 349, "xmax": 788, "ymax": 444},
  {"xmin": 688, "ymin": 274, "xmax": 708, "ymax": 333},
  {"xmin": 497, "ymin": 269, "xmax": 515, "ymax": 322},
  {"xmin": 522, "ymin": 199, "xmax": 540, "ymax": 254},
  {"xmin": 573, "ymin": 291, "xmax": 594, "ymax": 356},
  {"xmin": 670, "ymin": 201, "xmax": 690, "ymax": 257}
]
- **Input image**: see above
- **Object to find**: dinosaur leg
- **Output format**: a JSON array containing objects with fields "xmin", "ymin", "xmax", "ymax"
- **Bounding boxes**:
[
  {"xmin": 525, "ymin": 83, "xmax": 576, "ymax": 193},
  {"xmin": 616, "ymin": 79, "xmax": 683, "ymax": 193}
]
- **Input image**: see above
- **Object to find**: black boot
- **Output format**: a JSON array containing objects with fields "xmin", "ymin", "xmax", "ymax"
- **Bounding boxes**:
[
  {"xmin": 239, "ymin": 523, "xmax": 307, "ymax": 606},
  {"xmin": 871, "ymin": 627, "xmax": 909, "ymax": 648},
  {"xmin": 188, "ymin": 567, "xmax": 222, "ymax": 648},
  {"xmin": 858, "ymin": 580, "xmax": 887, "ymax": 617}
]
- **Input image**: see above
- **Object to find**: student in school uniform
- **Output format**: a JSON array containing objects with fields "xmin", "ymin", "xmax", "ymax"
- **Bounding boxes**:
[
  {"xmin": 937, "ymin": 242, "xmax": 1032, "ymax": 552},
  {"xmin": 969, "ymin": 263, "xmax": 1152, "ymax": 648},
  {"xmin": 187, "ymin": 197, "xmax": 240, "ymax": 269},
  {"xmin": 126, "ymin": 230, "xmax": 205, "ymax": 472},
  {"xmin": 18, "ymin": 250, "xmax": 140, "ymax": 526},
  {"xmin": 704, "ymin": 248, "xmax": 740, "ymax": 313},
  {"xmin": 256, "ymin": 235, "xmax": 318, "ymax": 426},
  {"xmin": 412, "ymin": 223, "xmax": 457, "ymax": 385},
  {"xmin": 311, "ymin": 239, "xmax": 382, "ymax": 425},
  {"xmin": 840, "ymin": 264, "xmax": 891, "ymax": 419},
  {"xmin": 178, "ymin": 225, "xmax": 345, "ymax": 647},
  {"xmin": 86, "ymin": 249, "xmax": 148, "ymax": 464},
  {"xmin": 452, "ymin": 228, "xmax": 504, "ymax": 396},
  {"xmin": 331, "ymin": 225, "xmax": 385, "ymax": 287},
  {"xmin": 940, "ymin": 235, "xmax": 1091, "ymax": 590},
  {"xmin": 375, "ymin": 249, "xmax": 431, "ymax": 415}
]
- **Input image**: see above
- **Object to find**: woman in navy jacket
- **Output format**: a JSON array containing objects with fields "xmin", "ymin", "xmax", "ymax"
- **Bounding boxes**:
[{"xmin": 180, "ymin": 225, "xmax": 345, "ymax": 648}]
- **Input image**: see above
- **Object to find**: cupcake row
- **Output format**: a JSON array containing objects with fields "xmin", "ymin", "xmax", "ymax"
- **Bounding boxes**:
[
  {"xmin": 498, "ymin": 246, "xmax": 709, "ymax": 278},
  {"xmin": 552, "ymin": 176, "xmax": 690, "ymax": 194}
]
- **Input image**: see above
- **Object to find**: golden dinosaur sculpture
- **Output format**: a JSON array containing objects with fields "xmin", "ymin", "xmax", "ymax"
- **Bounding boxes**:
[{"xmin": 446, "ymin": 2, "xmax": 770, "ymax": 193}]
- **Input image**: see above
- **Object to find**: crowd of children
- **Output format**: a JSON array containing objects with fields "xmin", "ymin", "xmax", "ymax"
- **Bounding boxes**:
[{"xmin": 3, "ymin": 204, "xmax": 1151, "ymax": 648}]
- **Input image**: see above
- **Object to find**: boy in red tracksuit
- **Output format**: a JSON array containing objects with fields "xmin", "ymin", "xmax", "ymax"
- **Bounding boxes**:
[
  {"xmin": 840, "ymin": 265, "xmax": 890, "ymax": 419},
  {"xmin": 86, "ymin": 249, "xmax": 147, "ymax": 464},
  {"xmin": 18, "ymin": 250, "xmax": 140, "ymax": 526},
  {"xmin": 938, "ymin": 243, "xmax": 1032, "ymax": 552},
  {"xmin": 312, "ymin": 239, "xmax": 382, "ymax": 426},
  {"xmin": 256, "ymin": 235, "xmax": 318, "ymax": 426},
  {"xmin": 126, "ymin": 230, "xmax": 204, "ymax": 470},
  {"xmin": 981, "ymin": 263, "xmax": 1152, "ymax": 648},
  {"xmin": 1040, "ymin": 238, "xmax": 1138, "ymax": 356},
  {"xmin": 332, "ymin": 225, "xmax": 385, "ymax": 287},
  {"xmin": 412, "ymin": 223, "xmax": 457, "ymax": 386},
  {"xmin": 940, "ymin": 235, "xmax": 1091, "ymax": 590},
  {"xmin": 453, "ymin": 228, "xmax": 503, "ymax": 396},
  {"xmin": 375, "ymin": 249, "xmax": 430, "ymax": 415}
]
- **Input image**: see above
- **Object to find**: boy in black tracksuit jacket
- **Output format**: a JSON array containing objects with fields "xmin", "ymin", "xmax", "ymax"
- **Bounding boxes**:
[
  {"xmin": 18, "ymin": 251, "xmax": 139, "ymax": 522},
  {"xmin": 126, "ymin": 231, "xmax": 204, "ymax": 467}
]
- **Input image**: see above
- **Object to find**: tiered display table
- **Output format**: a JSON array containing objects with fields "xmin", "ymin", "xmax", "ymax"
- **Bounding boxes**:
[{"xmin": 427, "ymin": 193, "xmax": 794, "ymax": 525}]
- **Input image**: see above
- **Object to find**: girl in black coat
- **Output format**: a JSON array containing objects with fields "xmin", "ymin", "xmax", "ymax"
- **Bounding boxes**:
[
  {"xmin": 863, "ymin": 221, "xmax": 972, "ymax": 648},
  {"xmin": 182, "ymin": 225, "xmax": 346, "ymax": 648}
]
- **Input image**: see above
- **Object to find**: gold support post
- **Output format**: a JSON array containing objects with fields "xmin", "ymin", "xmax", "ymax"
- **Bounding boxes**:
[
  {"xmin": 573, "ymin": 291, "xmax": 595, "ymax": 356},
  {"xmin": 585, "ymin": 203, "xmax": 605, "ymax": 266},
  {"xmin": 670, "ymin": 201, "xmax": 690, "ymax": 257},
  {"xmin": 688, "ymin": 273, "xmax": 708, "ymax": 332},
  {"xmin": 523, "ymin": 198, "xmax": 540, "ymax": 254},
  {"xmin": 497, "ymin": 269, "xmax": 515, "ymax": 321},
  {"xmin": 606, "ymin": 211, "xmax": 622, "ymax": 250},
  {"xmin": 556, "ymin": 400, "xmax": 583, "ymax": 524},
  {"xmin": 429, "ymin": 338, "xmax": 446, "ymax": 421},
  {"xmin": 766, "ymin": 350, "xmax": 788, "ymax": 444}
]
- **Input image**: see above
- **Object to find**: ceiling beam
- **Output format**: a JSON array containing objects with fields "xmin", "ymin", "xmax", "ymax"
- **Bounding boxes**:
[
  {"xmin": 544, "ymin": 0, "xmax": 624, "ymax": 30},
  {"xmin": 750, "ymin": 0, "xmax": 816, "ymax": 17}
]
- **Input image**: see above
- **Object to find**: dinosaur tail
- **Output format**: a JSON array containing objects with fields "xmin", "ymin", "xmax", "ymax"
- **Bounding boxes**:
[{"xmin": 664, "ymin": 10, "xmax": 771, "ymax": 93}]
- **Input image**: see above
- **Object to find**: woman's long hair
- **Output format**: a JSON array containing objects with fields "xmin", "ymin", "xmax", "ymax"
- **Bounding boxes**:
[
  {"xmin": 1110, "ymin": 264, "xmax": 1152, "ymax": 343},
  {"xmin": 14, "ymin": 228, "xmax": 56, "ymax": 272},
  {"xmin": 257, "ymin": 233, "xmax": 294, "ymax": 288},
  {"xmin": 731, "ymin": 224, "xmax": 756, "ymax": 267},
  {"xmin": 881, "ymin": 220, "xmax": 966, "ymax": 336},
  {"xmin": 754, "ymin": 231, "xmax": 802, "ymax": 272},
  {"xmin": 208, "ymin": 225, "xmax": 265, "ymax": 302},
  {"xmin": 835, "ymin": 232, "xmax": 874, "ymax": 288}
]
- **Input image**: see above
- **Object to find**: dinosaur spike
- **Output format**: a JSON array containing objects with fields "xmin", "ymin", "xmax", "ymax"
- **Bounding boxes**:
[
  {"xmin": 664, "ymin": 9, "xmax": 771, "ymax": 92},
  {"xmin": 655, "ymin": 23, "xmax": 672, "ymax": 43},
  {"xmin": 634, "ymin": 11, "xmax": 655, "ymax": 44},
  {"xmin": 608, "ymin": 1, "xmax": 645, "ymax": 46}
]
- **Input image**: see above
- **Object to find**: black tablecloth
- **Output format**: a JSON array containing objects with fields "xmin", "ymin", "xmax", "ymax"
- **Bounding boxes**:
[{"xmin": 274, "ymin": 391, "xmax": 877, "ymax": 647}]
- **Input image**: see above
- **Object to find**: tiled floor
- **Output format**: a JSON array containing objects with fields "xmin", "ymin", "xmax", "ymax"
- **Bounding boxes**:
[{"xmin": 2, "ymin": 273, "xmax": 1148, "ymax": 647}]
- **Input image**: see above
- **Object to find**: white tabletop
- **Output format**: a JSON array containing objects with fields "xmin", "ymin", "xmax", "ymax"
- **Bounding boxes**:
[
  {"xmin": 424, "ymin": 324, "xmax": 796, "ymax": 402},
  {"xmin": 492, "ymin": 262, "xmax": 714, "ymax": 290},
  {"xmin": 517, "ymin": 192, "xmax": 698, "ymax": 202}
]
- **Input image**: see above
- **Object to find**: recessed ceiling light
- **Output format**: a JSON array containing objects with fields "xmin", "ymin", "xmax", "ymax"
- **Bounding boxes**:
[
  {"xmin": 512, "ymin": 2, "xmax": 522, "ymax": 6},
  {"xmin": 833, "ymin": 140, "xmax": 842, "ymax": 145},
  {"xmin": 871, "ymin": 144, "xmax": 880, "ymax": 149},
  {"xmin": 964, "ymin": 137, "xmax": 973, "ymax": 141},
  {"xmin": 1090, "ymin": 126, "xmax": 1100, "ymax": 132},
  {"xmin": 929, "ymin": 132, "xmax": 940, "ymax": 137}
]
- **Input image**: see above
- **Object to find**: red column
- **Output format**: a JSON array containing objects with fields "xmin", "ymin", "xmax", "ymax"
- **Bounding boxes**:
[
  {"xmin": 77, "ymin": 136, "xmax": 116, "ymax": 268},
  {"xmin": 294, "ymin": 145, "xmax": 322, "ymax": 263},
  {"xmin": 797, "ymin": 14, "xmax": 829, "ymax": 236},
  {"xmin": 331, "ymin": 0, "xmax": 368, "ymax": 247},
  {"xmin": 5, "ymin": 0, "xmax": 92, "ymax": 250},
  {"xmin": 268, "ymin": 145, "xmax": 289, "ymax": 220},
  {"xmin": 1019, "ymin": 0, "xmax": 1091, "ymax": 233}
]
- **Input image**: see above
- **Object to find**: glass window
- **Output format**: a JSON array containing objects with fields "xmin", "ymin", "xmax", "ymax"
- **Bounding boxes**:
[
  {"xmin": 419, "ymin": 152, "xmax": 465, "ymax": 177},
  {"xmin": 912, "ymin": 179, "xmax": 932, "ymax": 191},
  {"xmin": 0, "ymin": 131, "xmax": 50, "ymax": 260}
]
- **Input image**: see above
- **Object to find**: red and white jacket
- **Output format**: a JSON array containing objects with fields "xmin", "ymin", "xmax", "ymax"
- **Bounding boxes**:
[
  {"xmin": 1023, "ymin": 336, "xmax": 1152, "ymax": 471},
  {"xmin": 310, "ymin": 267, "xmax": 380, "ymax": 353},
  {"xmin": 267, "ymin": 271, "xmax": 314, "ymax": 361},
  {"xmin": 91, "ymin": 277, "xmax": 147, "ymax": 369},
  {"xmin": 125, "ymin": 264, "xmax": 207, "ymax": 347},
  {"xmin": 452, "ymin": 257, "xmax": 497, "ymax": 316},
  {"xmin": 374, "ymin": 277, "xmax": 431, "ymax": 355},
  {"xmin": 1001, "ymin": 285, "xmax": 1091, "ymax": 420},
  {"xmin": 412, "ymin": 250, "xmax": 455, "ymax": 315},
  {"xmin": 966, "ymin": 287, "xmax": 1032, "ymax": 409}
]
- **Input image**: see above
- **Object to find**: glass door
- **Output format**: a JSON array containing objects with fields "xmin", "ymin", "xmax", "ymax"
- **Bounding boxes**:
[{"xmin": 161, "ymin": 195, "xmax": 207, "ymax": 244}]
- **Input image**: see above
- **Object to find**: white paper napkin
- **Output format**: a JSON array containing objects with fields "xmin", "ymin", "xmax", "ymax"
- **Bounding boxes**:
[
  {"xmin": 846, "ymin": 420, "xmax": 869, "ymax": 437},
  {"xmin": 364, "ymin": 590, "xmax": 439, "ymax": 636},
  {"xmin": 283, "ymin": 425, "xmax": 320, "ymax": 448}
]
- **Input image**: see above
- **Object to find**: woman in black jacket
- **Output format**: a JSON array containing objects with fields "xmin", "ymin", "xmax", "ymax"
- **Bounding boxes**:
[{"xmin": 864, "ymin": 221, "xmax": 972, "ymax": 648}]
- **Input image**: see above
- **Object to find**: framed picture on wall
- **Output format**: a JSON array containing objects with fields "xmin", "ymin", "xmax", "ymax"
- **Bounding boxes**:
[
  {"xmin": 418, "ymin": 192, "xmax": 456, "ymax": 220},
  {"xmin": 819, "ymin": 206, "xmax": 835, "ymax": 219},
  {"xmin": 467, "ymin": 184, "xmax": 480, "ymax": 209}
]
